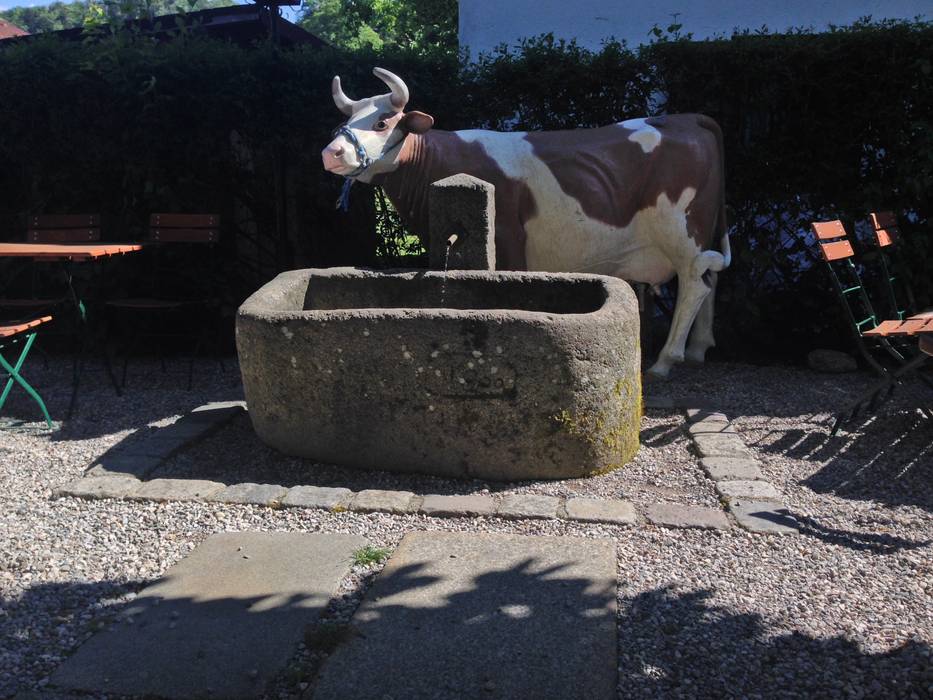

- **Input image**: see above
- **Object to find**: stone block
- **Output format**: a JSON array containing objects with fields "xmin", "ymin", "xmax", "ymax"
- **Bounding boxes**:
[
  {"xmin": 428, "ymin": 173, "xmax": 496, "ymax": 272},
  {"xmin": 688, "ymin": 421, "xmax": 736, "ymax": 435},
  {"xmin": 281, "ymin": 486, "xmax": 354, "ymax": 511},
  {"xmin": 419, "ymin": 494, "xmax": 498, "ymax": 517},
  {"xmin": 645, "ymin": 503, "xmax": 730, "ymax": 530},
  {"xmin": 497, "ymin": 494, "xmax": 560, "ymax": 520},
  {"xmin": 564, "ymin": 497, "xmax": 637, "ymax": 525},
  {"xmin": 700, "ymin": 457, "xmax": 765, "ymax": 482},
  {"xmin": 50, "ymin": 532, "xmax": 365, "ymax": 698},
  {"xmin": 685, "ymin": 408, "xmax": 728, "ymax": 423},
  {"xmin": 132, "ymin": 478, "xmax": 225, "ymax": 503},
  {"xmin": 715, "ymin": 480, "xmax": 781, "ymax": 501},
  {"xmin": 350, "ymin": 489, "xmax": 418, "ymax": 514},
  {"xmin": 209, "ymin": 482, "xmax": 287, "ymax": 506},
  {"xmin": 729, "ymin": 500, "xmax": 799, "ymax": 534},
  {"xmin": 693, "ymin": 433, "xmax": 749, "ymax": 458},
  {"xmin": 53, "ymin": 475, "xmax": 140, "ymax": 500},
  {"xmin": 87, "ymin": 453, "xmax": 164, "ymax": 479},
  {"xmin": 312, "ymin": 532, "xmax": 617, "ymax": 700}
]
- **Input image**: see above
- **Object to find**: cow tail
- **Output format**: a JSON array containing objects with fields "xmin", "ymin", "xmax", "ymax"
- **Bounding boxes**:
[{"xmin": 698, "ymin": 114, "xmax": 730, "ymax": 270}]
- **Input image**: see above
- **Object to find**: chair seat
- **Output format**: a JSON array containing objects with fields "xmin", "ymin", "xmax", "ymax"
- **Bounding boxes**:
[{"xmin": 0, "ymin": 315, "xmax": 53, "ymax": 339}]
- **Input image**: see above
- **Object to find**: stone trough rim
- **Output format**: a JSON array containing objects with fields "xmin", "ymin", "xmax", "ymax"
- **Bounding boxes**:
[{"xmin": 237, "ymin": 266, "xmax": 632, "ymax": 322}]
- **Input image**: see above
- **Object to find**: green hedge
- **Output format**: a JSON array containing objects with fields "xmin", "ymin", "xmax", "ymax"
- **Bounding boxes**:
[{"xmin": 0, "ymin": 19, "xmax": 930, "ymax": 359}]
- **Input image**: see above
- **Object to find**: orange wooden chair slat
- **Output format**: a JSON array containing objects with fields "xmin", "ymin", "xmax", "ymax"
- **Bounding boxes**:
[
  {"xmin": 28, "ymin": 228, "xmax": 101, "ymax": 243},
  {"xmin": 819, "ymin": 239, "xmax": 855, "ymax": 261},
  {"xmin": 0, "ymin": 315, "xmax": 53, "ymax": 338},
  {"xmin": 28, "ymin": 214, "xmax": 100, "ymax": 229},
  {"xmin": 811, "ymin": 220, "xmax": 848, "ymax": 241}
]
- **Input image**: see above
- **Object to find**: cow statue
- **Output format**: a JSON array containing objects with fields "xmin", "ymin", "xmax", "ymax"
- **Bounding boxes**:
[{"xmin": 322, "ymin": 67, "xmax": 731, "ymax": 378}]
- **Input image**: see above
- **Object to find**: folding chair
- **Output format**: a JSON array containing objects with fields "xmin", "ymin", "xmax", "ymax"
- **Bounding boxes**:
[
  {"xmin": 812, "ymin": 220, "xmax": 933, "ymax": 434},
  {"xmin": 0, "ymin": 315, "xmax": 54, "ymax": 428},
  {"xmin": 107, "ymin": 213, "xmax": 222, "ymax": 389},
  {"xmin": 868, "ymin": 211, "xmax": 917, "ymax": 321}
]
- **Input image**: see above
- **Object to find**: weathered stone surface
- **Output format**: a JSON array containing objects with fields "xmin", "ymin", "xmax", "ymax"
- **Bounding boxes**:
[
  {"xmin": 282, "ymin": 485, "xmax": 353, "ymax": 511},
  {"xmin": 700, "ymin": 457, "xmax": 765, "ymax": 482},
  {"xmin": 350, "ymin": 489, "xmax": 418, "ymax": 514},
  {"xmin": 688, "ymin": 420, "xmax": 736, "ymax": 435},
  {"xmin": 189, "ymin": 400, "xmax": 247, "ymax": 420},
  {"xmin": 419, "ymin": 494, "xmax": 498, "ymax": 517},
  {"xmin": 50, "ymin": 532, "xmax": 365, "ymax": 698},
  {"xmin": 645, "ymin": 503, "xmax": 730, "ymax": 530},
  {"xmin": 110, "ymin": 437, "xmax": 182, "ymax": 460},
  {"xmin": 236, "ymin": 268, "xmax": 641, "ymax": 481},
  {"xmin": 497, "ymin": 494, "xmax": 561, "ymax": 520},
  {"xmin": 87, "ymin": 453, "xmax": 163, "ymax": 478},
  {"xmin": 312, "ymin": 532, "xmax": 617, "ymax": 700},
  {"xmin": 564, "ymin": 497, "xmax": 636, "ymax": 525},
  {"xmin": 685, "ymin": 409, "xmax": 728, "ymax": 423},
  {"xmin": 428, "ymin": 173, "xmax": 496, "ymax": 272},
  {"xmin": 693, "ymin": 433, "xmax": 749, "ymax": 458},
  {"xmin": 715, "ymin": 480, "xmax": 782, "ymax": 501},
  {"xmin": 53, "ymin": 475, "xmax": 140, "ymax": 500},
  {"xmin": 729, "ymin": 500, "xmax": 799, "ymax": 534},
  {"xmin": 132, "ymin": 478, "xmax": 224, "ymax": 503},
  {"xmin": 208, "ymin": 482, "xmax": 286, "ymax": 506},
  {"xmin": 807, "ymin": 348, "xmax": 857, "ymax": 374}
]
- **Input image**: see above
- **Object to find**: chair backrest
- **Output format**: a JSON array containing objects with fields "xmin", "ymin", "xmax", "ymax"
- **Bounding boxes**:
[
  {"xmin": 27, "ymin": 214, "xmax": 101, "ymax": 243},
  {"xmin": 869, "ymin": 211, "xmax": 899, "ymax": 247},
  {"xmin": 867, "ymin": 210, "xmax": 914, "ymax": 319},
  {"xmin": 148, "ymin": 213, "xmax": 219, "ymax": 243},
  {"xmin": 811, "ymin": 219, "xmax": 879, "ymax": 337}
]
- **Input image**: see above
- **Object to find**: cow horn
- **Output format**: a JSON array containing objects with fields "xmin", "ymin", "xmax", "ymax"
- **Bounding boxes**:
[
  {"xmin": 373, "ymin": 67, "xmax": 409, "ymax": 110},
  {"xmin": 332, "ymin": 76, "xmax": 357, "ymax": 116}
]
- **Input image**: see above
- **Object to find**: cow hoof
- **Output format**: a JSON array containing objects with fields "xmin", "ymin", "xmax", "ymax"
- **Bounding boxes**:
[
  {"xmin": 684, "ymin": 348, "xmax": 708, "ymax": 365},
  {"xmin": 645, "ymin": 364, "xmax": 671, "ymax": 380}
]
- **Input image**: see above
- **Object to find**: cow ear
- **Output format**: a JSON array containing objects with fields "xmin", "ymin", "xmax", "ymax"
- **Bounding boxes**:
[{"xmin": 400, "ymin": 110, "xmax": 434, "ymax": 134}]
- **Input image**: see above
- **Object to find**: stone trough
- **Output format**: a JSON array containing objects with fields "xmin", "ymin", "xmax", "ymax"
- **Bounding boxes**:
[{"xmin": 236, "ymin": 266, "xmax": 641, "ymax": 481}]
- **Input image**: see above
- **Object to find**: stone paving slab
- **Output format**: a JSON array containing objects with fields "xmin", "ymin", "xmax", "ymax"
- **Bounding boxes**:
[
  {"xmin": 311, "ymin": 531, "xmax": 617, "ymax": 700},
  {"xmin": 565, "ymin": 497, "xmax": 637, "ymax": 525},
  {"xmin": 687, "ymin": 421, "xmax": 736, "ymax": 435},
  {"xmin": 419, "ymin": 494, "xmax": 498, "ymax": 517},
  {"xmin": 350, "ymin": 489, "xmax": 418, "ymax": 514},
  {"xmin": 282, "ymin": 486, "xmax": 353, "ymax": 511},
  {"xmin": 715, "ymin": 480, "xmax": 782, "ymax": 501},
  {"xmin": 685, "ymin": 409, "xmax": 728, "ymax": 423},
  {"xmin": 700, "ymin": 457, "xmax": 765, "ymax": 482},
  {"xmin": 132, "ymin": 478, "xmax": 225, "ymax": 503},
  {"xmin": 87, "ymin": 453, "xmax": 164, "ymax": 479},
  {"xmin": 188, "ymin": 400, "xmax": 246, "ymax": 421},
  {"xmin": 208, "ymin": 482, "xmax": 287, "ymax": 506},
  {"xmin": 693, "ymin": 433, "xmax": 750, "ymax": 458},
  {"xmin": 729, "ymin": 500, "xmax": 799, "ymax": 534},
  {"xmin": 645, "ymin": 503, "xmax": 731, "ymax": 530},
  {"xmin": 51, "ymin": 532, "xmax": 365, "ymax": 699},
  {"xmin": 497, "ymin": 494, "xmax": 561, "ymax": 520},
  {"xmin": 53, "ymin": 475, "xmax": 140, "ymax": 500}
]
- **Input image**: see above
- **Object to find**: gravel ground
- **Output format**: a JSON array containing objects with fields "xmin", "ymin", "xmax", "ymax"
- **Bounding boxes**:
[{"xmin": 1, "ymin": 357, "xmax": 931, "ymax": 698}]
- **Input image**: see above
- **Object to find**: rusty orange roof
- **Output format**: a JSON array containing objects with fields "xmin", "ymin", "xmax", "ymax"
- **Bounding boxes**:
[{"xmin": 0, "ymin": 19, "xmax": 29, "ymax": 39}]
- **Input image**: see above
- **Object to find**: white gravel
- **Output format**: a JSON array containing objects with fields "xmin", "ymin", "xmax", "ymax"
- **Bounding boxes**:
[{"xmin": 1, "ymin": 358, "xmax": 931, "ymax": 698}]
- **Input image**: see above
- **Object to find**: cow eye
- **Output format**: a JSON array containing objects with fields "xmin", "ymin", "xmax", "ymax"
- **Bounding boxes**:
[{"xmin": 374, "ymin": 120, "xmax": 388, "ymax": 131}]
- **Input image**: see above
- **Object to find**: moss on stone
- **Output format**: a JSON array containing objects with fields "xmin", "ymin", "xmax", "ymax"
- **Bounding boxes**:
[{"xmin": 553, "ymin": 375, "xmax": 642, "ymax": 475}]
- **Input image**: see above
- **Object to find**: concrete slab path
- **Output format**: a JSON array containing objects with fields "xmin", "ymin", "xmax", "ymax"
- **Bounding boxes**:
[
  {"xmin": 50, "ymin": 532, "xmax": 365, "ymax": 699},
  {"xmin": 312, "ymin": 531, "xmax": 617, "ymax": 700}
]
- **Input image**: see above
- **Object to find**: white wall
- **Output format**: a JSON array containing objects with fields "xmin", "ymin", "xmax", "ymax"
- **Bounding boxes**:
[{"xmin": 459, "ymin": 0, "xmax": 929, "ymax": 57}]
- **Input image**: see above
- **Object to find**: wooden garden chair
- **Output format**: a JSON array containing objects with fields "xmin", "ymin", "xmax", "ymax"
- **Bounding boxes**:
[
  {"xmin": 868, "ymin": 211, "xmax": 917, "ymax": 321},
  {"xmin": 0, "ymin": 315, "xmax": 54, "ymax": 428},
  {"xmin": 813, "ymin": 220, "xmax": 933, "ymax": 433},
  {"xmin": 106, "ymin": 213, "xmax": 221, "ymax": 389}
]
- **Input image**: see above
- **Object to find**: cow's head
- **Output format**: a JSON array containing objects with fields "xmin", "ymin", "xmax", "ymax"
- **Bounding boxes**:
[{"xmin": 322, "ymin": 67, "xmax": 434, "ymax": 182}]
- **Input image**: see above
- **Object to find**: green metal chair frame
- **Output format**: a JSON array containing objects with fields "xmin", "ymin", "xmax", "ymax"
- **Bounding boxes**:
[
  {"xmin": 868, "ymin": 211, "xmax": 917, "ymax": 321},
  {"xmin": 0, "ymin": 315, "xmax": 54, "ymax": 428},
  {"xmin": 812, "ymin": 220, "xmax": 932, "ymax": 434}
]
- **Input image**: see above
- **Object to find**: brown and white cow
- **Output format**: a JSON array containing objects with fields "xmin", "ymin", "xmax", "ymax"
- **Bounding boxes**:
[{"xmin": 322, "ymin": 67, "xmax": 731, "ymax": 377}]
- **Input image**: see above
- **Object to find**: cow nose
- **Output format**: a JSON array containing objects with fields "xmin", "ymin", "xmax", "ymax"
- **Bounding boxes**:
[{"xmin": 331, "ymin": 146, "xmax": 345, "ymax": 157}]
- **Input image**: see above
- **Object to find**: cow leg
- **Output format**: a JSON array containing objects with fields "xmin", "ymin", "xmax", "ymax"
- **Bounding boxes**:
[
  {"xmin": 686, "ymin": 270, "xmax": 717, "ymax": 364},
  {"xmin": 647, "ymin": 253, "xmax": 718, "ymax": 378}
]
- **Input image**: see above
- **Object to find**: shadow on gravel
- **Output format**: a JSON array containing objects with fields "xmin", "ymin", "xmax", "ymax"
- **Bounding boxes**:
[
  {"xmin": 789, "ymin": 512, "xmax": 931, "ymax": 553},
  {"xmin": 618, "ymin": 585, "xmax": 932, "ymax": 697}
]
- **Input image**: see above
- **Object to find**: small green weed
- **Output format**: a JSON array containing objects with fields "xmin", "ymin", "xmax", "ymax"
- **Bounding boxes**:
[{"xmin": 352, "ymin": 545, "xmax": 391, "ymax": 567}]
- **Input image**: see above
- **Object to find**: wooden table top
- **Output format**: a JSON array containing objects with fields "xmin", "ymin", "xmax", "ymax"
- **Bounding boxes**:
[{"xmin": 0, "ymin": 242, "xmax": 144, "ymax": 260}]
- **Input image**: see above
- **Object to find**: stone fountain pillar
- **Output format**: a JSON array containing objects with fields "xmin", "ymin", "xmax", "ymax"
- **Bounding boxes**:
[{"xmin": 428, "ymin": 174, "xmax": 496, "ymax": 271}]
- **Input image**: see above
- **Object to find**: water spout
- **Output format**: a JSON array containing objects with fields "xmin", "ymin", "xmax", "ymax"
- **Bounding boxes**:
[{"xmin": 447, "ymin": 234, "xmax": 459, "ymax": 248}]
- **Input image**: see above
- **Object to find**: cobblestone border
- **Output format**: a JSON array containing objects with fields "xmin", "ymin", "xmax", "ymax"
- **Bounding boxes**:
[{"xmin": 50, "ymin": 399, "xmax": 799, "ymax": 534}]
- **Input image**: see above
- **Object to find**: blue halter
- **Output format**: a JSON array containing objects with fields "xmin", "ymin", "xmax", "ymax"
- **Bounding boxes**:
[{"xmin": 335, "ymin": 125, "xmax": 373, "ymax": 212}]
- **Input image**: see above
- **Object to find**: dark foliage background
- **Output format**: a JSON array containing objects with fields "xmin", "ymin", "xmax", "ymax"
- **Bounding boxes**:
[{"xmin": 0, "ymin": 18, "xmax": 930, "ymax": 361}]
